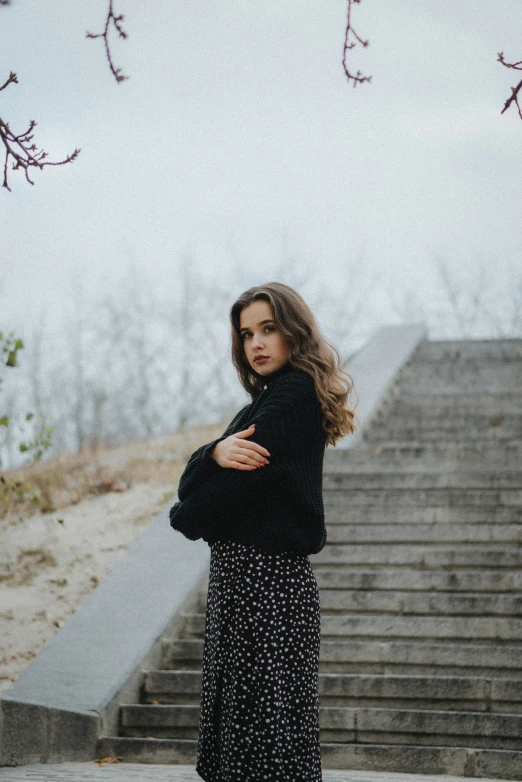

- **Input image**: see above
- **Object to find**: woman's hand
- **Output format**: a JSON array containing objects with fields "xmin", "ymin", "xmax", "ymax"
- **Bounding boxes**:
[{"xmin": 211, "ymin": 424, "xmax": 271, "ymax": 470}]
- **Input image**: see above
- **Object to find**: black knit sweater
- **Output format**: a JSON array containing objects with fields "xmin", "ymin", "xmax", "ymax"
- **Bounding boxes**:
[{"xmin": 169, "ymin": 361, "xmax": 328, "ymax": 555}]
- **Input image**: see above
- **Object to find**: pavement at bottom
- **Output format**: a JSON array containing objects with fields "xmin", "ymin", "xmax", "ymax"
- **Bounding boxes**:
[{"xmin": 0, "ymin": 764, "xmax": 511, "ymax": 782}]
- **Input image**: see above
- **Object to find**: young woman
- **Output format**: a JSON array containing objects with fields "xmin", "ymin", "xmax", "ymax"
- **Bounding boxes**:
[{"xmin": 169, "ymin": 281, "xmax": 356, "ymax": 782}]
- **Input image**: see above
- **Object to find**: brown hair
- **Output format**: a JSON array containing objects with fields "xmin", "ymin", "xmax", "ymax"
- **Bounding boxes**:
[{"xmin": 230, "ymin": 282, "xmax": 357, "ymax": 446}]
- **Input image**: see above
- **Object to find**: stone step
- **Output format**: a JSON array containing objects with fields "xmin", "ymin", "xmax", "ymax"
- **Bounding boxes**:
[
  {"xmin": 96, "ymin": 735, "xmax": 522, "ymax": 778},
  {"xmin": 161, "ymin": 639, "xmax": 203, "ymax": 669},
  {"xmin": 410, "ymin": 339, "xmax": 522, "ymax": 362},
  {"xmin": 364, "ymin": 424, "xmax": 521, "ymax": 443},
  {"xmin": 120, "ymin": 704, "xmax": 199, "ymax": 738},
  {"xmin": 323, "ymin": 488, "xmax": 522, "ymax": 507},
  {"xmin": 97, "ymin": 736, "xmax": 197, "ymax": 764},
  {"xmin": 369, "ymin": 417, "xmax": 522, "ymax": 433},
  {"xmin": 318, "ymin": 615, "xmax": 522, "ymax": 642},
  {"xmin": 142, "ymin": 670, "xmax": 522, "ymax": 713},
  {"xmin": 311, "ymin": 568, "xmax": 522, "ymax": 593},
  {"xmin": 161, "ymin": 638, "xmax": 522, "ymax": 677},
  {"xmin": 312, "ymin": 544, "xmax": 522, "ymax": 569},
  {"xmin": 180, "ymin": 612, "xmax": 522, "ymax": 642},
  {"xmin": 197, "ymin": 587, "xmax": 522, "ymax": 616},
  {"xmin": 397, "ymin": 347, "xmax": 522, "ymax": 367},
  {"xmin": 386, "ymin": 386, "xmax": 522, "ymax": 401},
  {"xmin": 322, "ymin": 522, "xmax": 522, "ymax": 545},
  {"xmin": 393, "ymin": 367, "xmax": 522, "ymax": 394},
  {"xmin": 400, "ymin": 357, "xmax": 522, "ymax": 374},
  {"xmin": 325, "ymin": 505, "xmax": 522, "ymax": 524},
  {"xmin": 384, "ymin": 403, "xmax": 522, "ymax": 423},
  {"xmin": 323, "ymin": 472, "xmax": 522, "ymax": 490},
  {"xmin": 118, "ymin": 703, "xmax": 522, "ymax": 750},
  {"xmin": 200, "ymin": 569, "xmax": 522, "ymax": 596},
  {"xmin": 204, "ymin": 703, "xmax": 521, "ymax": 747},
  {"xmin": 325, "ymin": 441, "xmax": 522, "ymax": 472},
  {"xmin": 317, "ymin": 640, "xmax": 522, "ymax": 677},
  {"xmin": 391, "ymin": 390, "xmax": 522, "ymax": 406},
  {"xmin": 320, "ymin": 742, "xmax": 522, "ymax": 779}
]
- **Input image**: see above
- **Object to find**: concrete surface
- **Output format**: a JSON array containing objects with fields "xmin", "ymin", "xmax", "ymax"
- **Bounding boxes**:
[
  {"xmin": 0, "ymin": 513, "xmax": 210, "ymax": 764},
  {"xmin": 0, "ymin": 762, "xmax": 512, "ymax": 781}
]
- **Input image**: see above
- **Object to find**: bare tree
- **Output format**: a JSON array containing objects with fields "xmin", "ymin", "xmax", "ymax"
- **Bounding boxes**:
[
  {"xmin": 2, "ymin": 0, "xmax": 521, "ymax": 194},
  {"xmin": 0, "ymin": 72, "xmax": 79, "ymax": 191},
  {"xmin": 498, "ymin": 51, "xmax": 522, "ymax": 119},
  {"xmin": 343, "ymin": 0, "xmax": 522, "ymax": 122},
  {"xmin": 86, "ymin": 0, "xmax": 128, "ymax": 83},
  {"xmin": 343, "ymin": 0, "xmax": 371, "ymax": 88},
  {"xmin": 69, "ymin": 280, "xmax": 89, "ymax": 452},
  {"xmin": 385, "ymin": 256, "xmax": 522, "ymax": 341},
  {"xmin": 2, "ymin": 250, "xmax": 520, "ymax": 469}
]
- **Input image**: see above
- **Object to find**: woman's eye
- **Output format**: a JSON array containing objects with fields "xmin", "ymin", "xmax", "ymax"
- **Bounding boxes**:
[{"xmin": 264, "ymin": 326, "xmax": 275, "ymax": 333}]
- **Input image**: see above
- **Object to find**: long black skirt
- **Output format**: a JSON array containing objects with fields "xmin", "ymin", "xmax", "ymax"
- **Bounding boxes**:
[{"xmin": 195, "ymin": 539, "xmax": 322, "ymax": 782}]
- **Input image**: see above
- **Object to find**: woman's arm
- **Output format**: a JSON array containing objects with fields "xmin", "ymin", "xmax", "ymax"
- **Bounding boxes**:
[
  {"xmin": 176, "ymin": 404, "xmax": 249, "ymax": 502},
  {"xmin": 169, "ymin": 373, "xmax": 319, "ymax": 540}
]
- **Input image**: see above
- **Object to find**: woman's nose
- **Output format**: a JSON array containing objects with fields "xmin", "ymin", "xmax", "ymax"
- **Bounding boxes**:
[{"xmin": 252, "ymin": 332, "xmax": 264, "ymax": 348}]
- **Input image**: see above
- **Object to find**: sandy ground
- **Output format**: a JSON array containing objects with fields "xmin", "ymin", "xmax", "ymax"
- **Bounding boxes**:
[{"xmin": 0, "ymin": 419, "xmax": 228, "ymax": 695}]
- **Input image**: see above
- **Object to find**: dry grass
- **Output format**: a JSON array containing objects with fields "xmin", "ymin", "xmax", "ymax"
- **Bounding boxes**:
[
  {"xmin": 0, "ymin": 416, "xmax": 234, "ymax": 693},
  {"xmin": 0, "ymin": 418, "xmax": 230, "ymax": 527},
  {"xmin": 0, "ymin": 547, "xmax": 58, "ymax": 587}
]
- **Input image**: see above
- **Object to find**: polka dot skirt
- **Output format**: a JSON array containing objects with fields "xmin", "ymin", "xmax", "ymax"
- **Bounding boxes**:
[{"xmin": 196, "ymin": 539, "xmax": 322, "ymax": 782}]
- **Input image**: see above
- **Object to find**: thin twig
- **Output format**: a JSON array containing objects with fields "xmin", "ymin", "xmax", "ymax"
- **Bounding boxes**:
[
  {"xmin": 87, "ymin": 0, "xmax": 128, "ymax": 83},
  {"xmin": 0, "ymin": 71, "xmax": 17, "ymax": 92},
  {"xmin": 0, "ymin": 73, "xmax": 80, "ymax": 192},
  {"xmin": 498, "ymin": 51, "xmax": 522, "ymax": 119},
  {"xmin": 343, "ymin": 0, "xmax": 372, "ymax": 88}
]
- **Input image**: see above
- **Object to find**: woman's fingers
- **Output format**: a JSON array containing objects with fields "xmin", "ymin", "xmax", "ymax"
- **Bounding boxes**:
[
  {"xmin": 235, "ymin": 446, "xmax": 269, "ymax": 466},
  {"xmin": 233, "ymin": 434, "xmax": 270, "ymax": 458},
  {"xmin": 227, "ymin": 460, "xmax": 258, "ymax": 470},
  {"xmin": 214, "ymin": 429, "xmax": 271, "ymax": 469},
  {"xmin": 235, "ymin": 424, "xmax": 256, "ymax": 439}
]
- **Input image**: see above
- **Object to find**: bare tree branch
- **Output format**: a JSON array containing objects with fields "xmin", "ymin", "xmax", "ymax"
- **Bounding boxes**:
[
  {"xmin": 498, "ymin": 51, "xmax": 522, "ymax": 119},
  {"xmin": 0, "ymin": 72, "xmax": 80, "ymax": 192},
  {"xmin": 87, "ymin": 0, "xmax": 128, "ymax": 83},
  {"xmin": 0, "ymin": 70, "xmax": 17, "ymax": 92},
  {"xmin": 343, "ymin": 0, "xmax": 372, "ymax": 88}
]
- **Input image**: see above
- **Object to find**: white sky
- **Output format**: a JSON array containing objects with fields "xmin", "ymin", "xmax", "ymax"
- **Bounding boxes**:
[{"xmin": 1, "ymin": 0, "xmax": 521, "ymax": 327}]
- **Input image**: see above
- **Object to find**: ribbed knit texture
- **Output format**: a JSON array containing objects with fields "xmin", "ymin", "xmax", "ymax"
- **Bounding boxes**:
[{"xmin": 169, "ymin": 362, "xmax": 328, "ymax": 555}]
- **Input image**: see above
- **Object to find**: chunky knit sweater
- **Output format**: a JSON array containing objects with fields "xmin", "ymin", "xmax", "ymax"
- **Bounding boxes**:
[{"xmin": 169, "ymin": 361, "xmax": 328, "ymax": 555}]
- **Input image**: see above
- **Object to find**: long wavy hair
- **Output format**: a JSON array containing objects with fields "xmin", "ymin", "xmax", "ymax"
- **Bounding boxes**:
[{"xmin": 230, "ymin": 282, "xmax": 358, "ymax": 446}]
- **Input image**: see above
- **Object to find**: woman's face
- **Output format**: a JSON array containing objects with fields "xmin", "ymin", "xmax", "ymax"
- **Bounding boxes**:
[{"xmin": 239, "ymin": 299, "xmax": 291, "ymax": 377}]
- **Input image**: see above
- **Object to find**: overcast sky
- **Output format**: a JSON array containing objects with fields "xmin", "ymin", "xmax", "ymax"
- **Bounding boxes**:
[{"xmin": 1, "ymin": 0, "xmax": 521, "ymax": 331}]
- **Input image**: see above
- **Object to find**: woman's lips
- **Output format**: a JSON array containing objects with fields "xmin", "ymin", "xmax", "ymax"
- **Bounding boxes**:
[{"xmin": 254, "ymin": 357, "xmax": 269, "ymax": 364}]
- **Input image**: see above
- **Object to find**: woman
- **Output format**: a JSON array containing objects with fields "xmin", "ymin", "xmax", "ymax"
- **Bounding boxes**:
[{"xmin": 169, "ymin": 282, "xmax": 356, "ymax": 782}]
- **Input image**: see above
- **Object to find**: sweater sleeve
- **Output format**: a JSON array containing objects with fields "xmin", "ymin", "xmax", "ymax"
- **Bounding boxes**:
[
  {"xmin": 176, "ymin": 404, "xmax": 250, "ymax": 502},
  {"xmin": 169, "ymin": 373, "xmax": 318, "ymax": 541}
]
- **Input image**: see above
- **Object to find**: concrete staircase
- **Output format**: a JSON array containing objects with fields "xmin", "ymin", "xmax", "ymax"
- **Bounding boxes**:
[{"xmin": 98, "ymin": 338, "xmax": 522, "ymax": 779}]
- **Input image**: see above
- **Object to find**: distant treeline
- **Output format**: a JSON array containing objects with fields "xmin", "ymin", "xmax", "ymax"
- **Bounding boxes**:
[{"xmin": 1, "ymin": 254, "xmax": 520, "ymax": 468}]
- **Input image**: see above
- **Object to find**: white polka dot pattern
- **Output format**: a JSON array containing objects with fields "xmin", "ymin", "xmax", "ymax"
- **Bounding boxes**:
[{"xmin": 196, "ymin": 539, "xmax": 322, "ymax": 782}]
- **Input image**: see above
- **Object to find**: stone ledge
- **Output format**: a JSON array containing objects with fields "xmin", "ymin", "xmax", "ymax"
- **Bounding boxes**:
[
  {"xmin": 0, "ymin": 512, "xmax": 209, "ymax": 765},
  {"xmin": 335, "ymin": 322, "xmax": 427, "ymax": 449}
]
